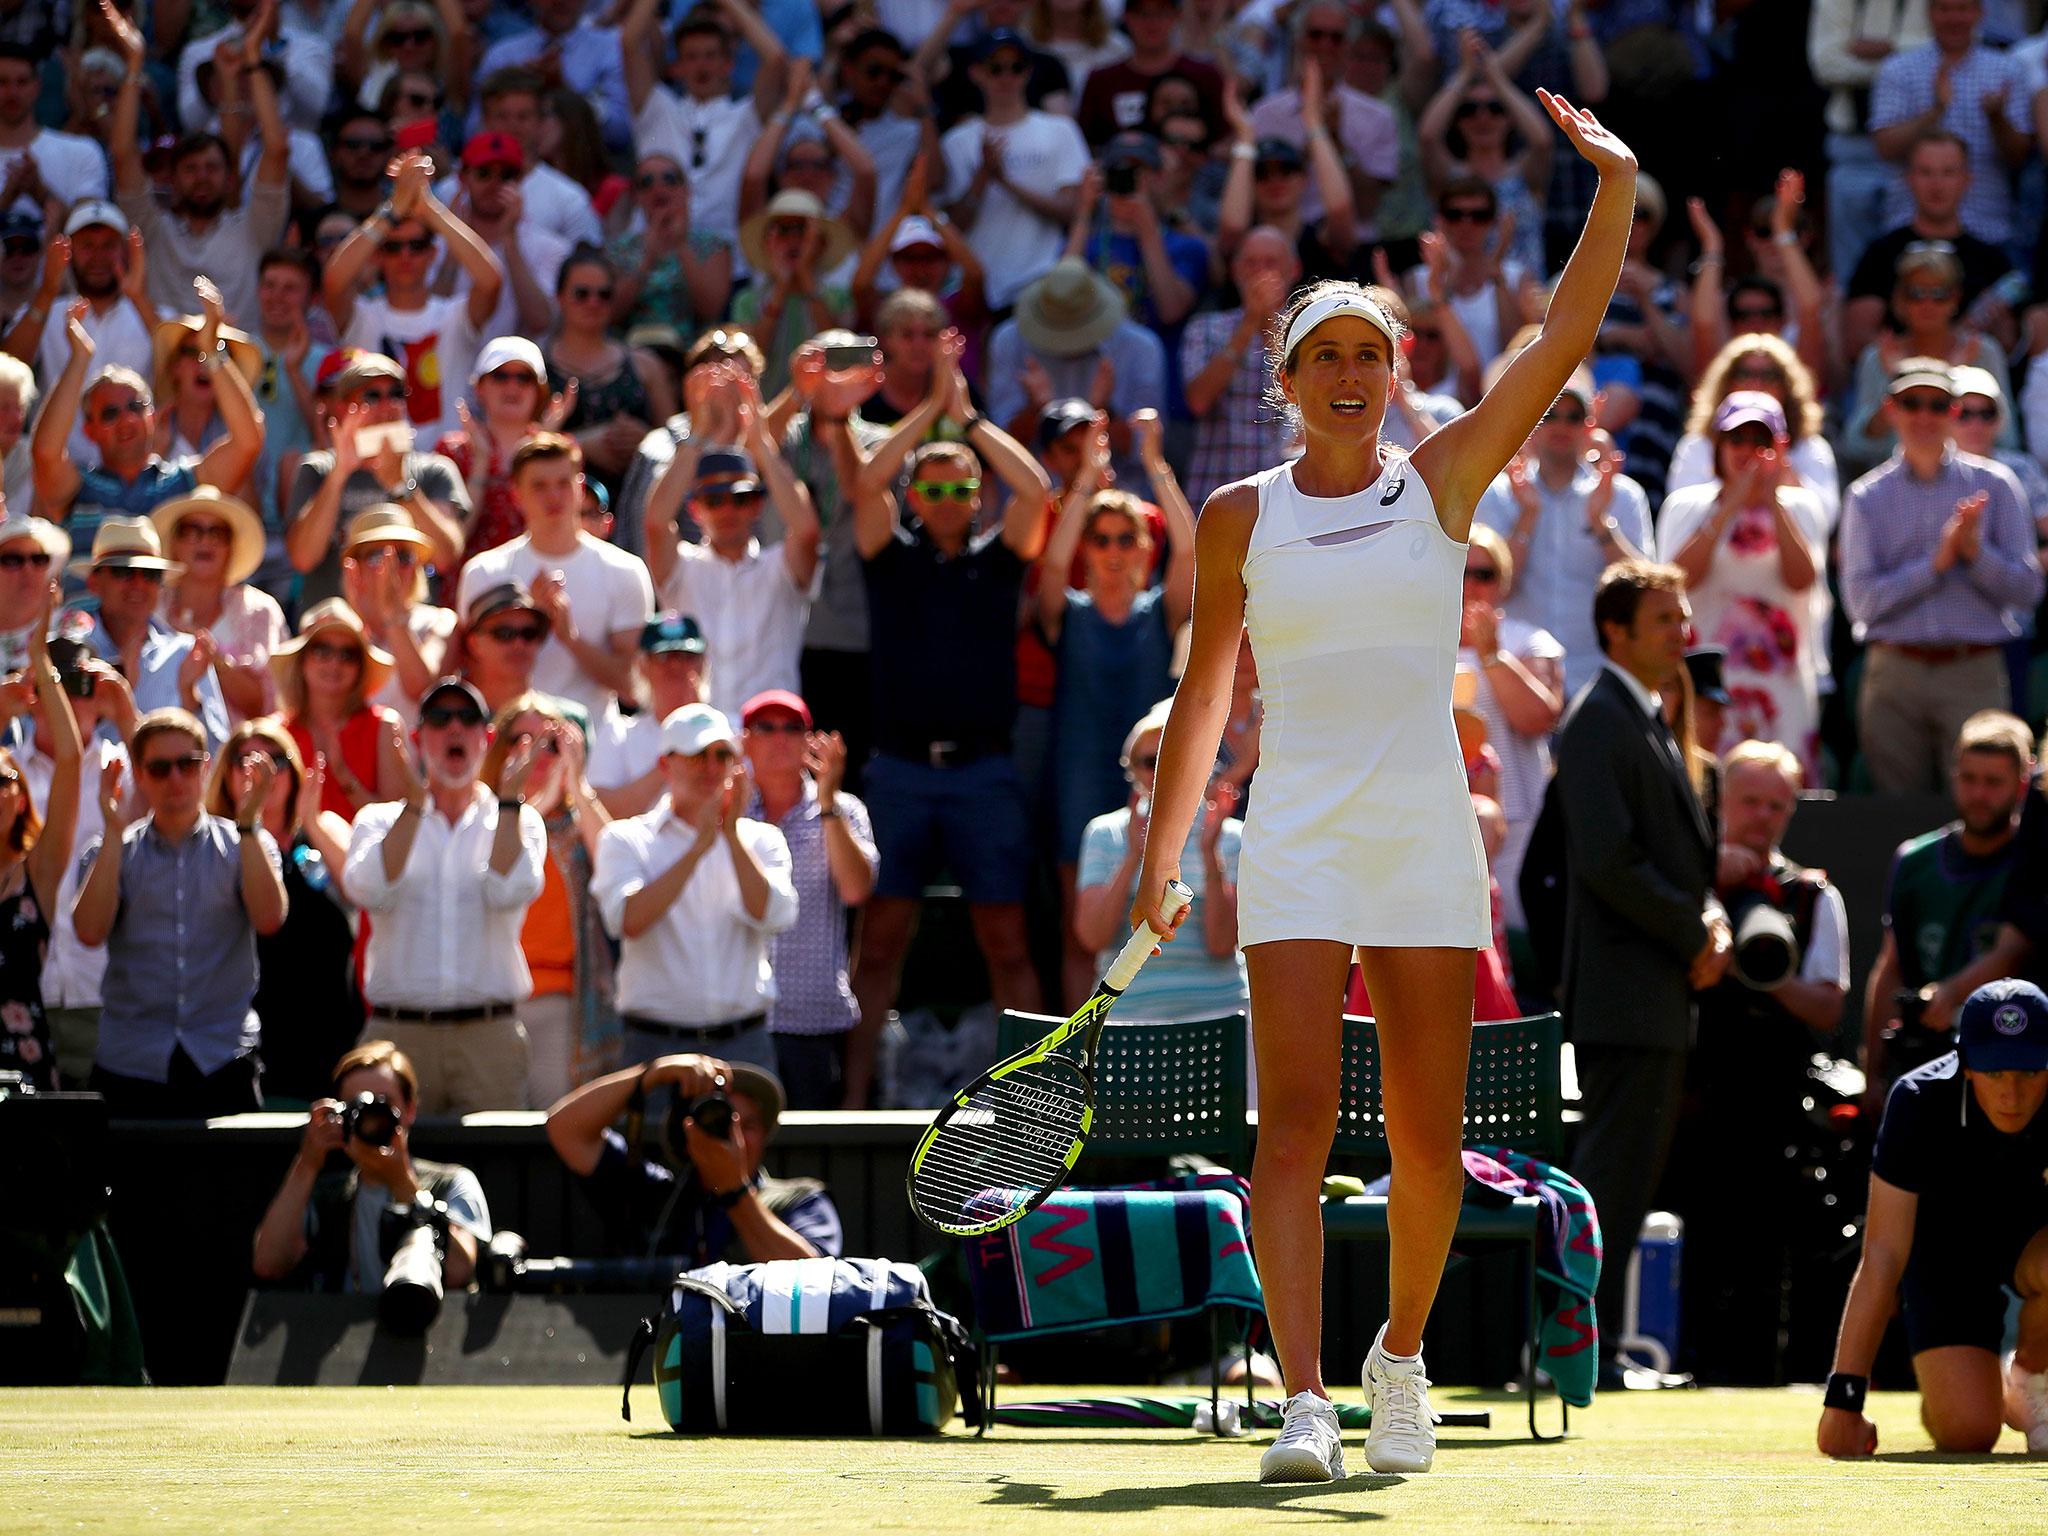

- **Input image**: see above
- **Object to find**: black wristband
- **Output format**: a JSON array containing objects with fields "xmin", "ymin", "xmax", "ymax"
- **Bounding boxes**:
[
  {"xmin": 707, "ymin": 1184, "xmax": 747, "ymax": 1210},
  {"xmin": 498, "ymin": 797, "xmax": 522, "ymax": 812},
  {"xmin": 961, "ymin": 412, "xmax": 987, "ymax": 434},
  {"xmin": 1823, "ymin": 1373, "xmax": 1867, "ymax": 1413}
]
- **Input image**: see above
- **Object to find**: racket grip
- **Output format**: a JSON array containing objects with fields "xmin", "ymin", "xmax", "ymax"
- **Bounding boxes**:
[{"xmin": 1105, "ymin": 879, "xmax": 1193, "ymax": 993}]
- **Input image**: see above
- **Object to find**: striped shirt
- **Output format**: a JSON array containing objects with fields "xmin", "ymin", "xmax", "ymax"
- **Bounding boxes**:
[
  {"xmin": 1870, "ymin": 42, "xmax": 2030, "ymax": 243},
  {"xmin": 1838, "ymin": 449, "xmax": 2043, "ymax": 644}
]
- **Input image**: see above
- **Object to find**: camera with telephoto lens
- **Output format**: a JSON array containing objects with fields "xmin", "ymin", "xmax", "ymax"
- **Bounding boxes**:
[
  {"xmin": 341, "ymin": 1091, "xmax": 399, "ymax": 1148},
  {"xmin": 1723, "ymin": 885, "xmax": 1801, "ymax": 991},
  {"xmin": 377, "ymin": 1198, "xmax": 451, "ymax": 1334}
]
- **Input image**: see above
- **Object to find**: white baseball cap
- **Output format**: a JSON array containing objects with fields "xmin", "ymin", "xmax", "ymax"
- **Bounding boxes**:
[
  {"xmin": 659, "ymin": 703, "xmax": 738, "ymax": 758},
  {"xmin": 471, "ymin": 334, "xmax": 547, "ymax": 384},
  {"xmin": 64, "ymin": 199, "xmax": 129, "ymax": 237},
  {"xmin": 891, "ymin": 216, "xmax": 945, "ymax": 255}
]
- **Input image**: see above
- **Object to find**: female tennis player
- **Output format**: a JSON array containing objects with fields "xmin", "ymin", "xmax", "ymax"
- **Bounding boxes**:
[{"xmin": 1133, "ymin": 91, "xmax": 1636, "ymax": 1484}]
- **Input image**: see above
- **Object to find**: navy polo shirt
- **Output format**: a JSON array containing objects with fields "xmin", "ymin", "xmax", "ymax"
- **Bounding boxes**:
[
  {"xmin": 862, "ymin": 520, "xmax": 1026, "ymax": 753},
  {"xmin": 580, "ymin": 1128, "xmax": 844, "ymax": 1265},
  {"xmin": 1872, "ymin": 1053, "xmax": 2048, "ymax": 1264}
]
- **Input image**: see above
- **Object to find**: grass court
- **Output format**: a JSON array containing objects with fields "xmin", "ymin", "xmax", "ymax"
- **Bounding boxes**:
[{"xmin": 10, "ymin": 1383, "xmax": 2046, "ymax": 1533}]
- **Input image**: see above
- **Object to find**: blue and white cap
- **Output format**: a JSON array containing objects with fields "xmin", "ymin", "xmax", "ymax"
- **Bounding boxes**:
[{"xmin": 1957, "ymin": 978, "xmax": 2048, "ymax": 1073}]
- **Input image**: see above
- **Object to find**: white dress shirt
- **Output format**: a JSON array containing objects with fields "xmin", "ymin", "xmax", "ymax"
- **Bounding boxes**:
[
  {"xmin": 593, "ymin": 797, "xmax": 798, "ymax": 1025},
  {"xmin": 344, "ymin": 791, "xmax": 548, "ymax": 1008},
  {"xmin": 658, "ymin": 538, "xmax": 812, "ymax": 717}
]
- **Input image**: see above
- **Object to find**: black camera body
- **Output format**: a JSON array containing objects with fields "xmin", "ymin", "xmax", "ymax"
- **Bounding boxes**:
[
  {"xmin": 660, "ymin": 1091, "xmax": 733, "ymax": 1166},
  {"xmin": 376, "ymin": 1197, "xmax": 451, "ymax": 1334},
  {"xmin": 1105, "ymin": 162, "xmax": 1139, "ymax": 196},
  {"xmin": 342, "ymin": 1091, "xmax": 398, "ymax": 1148}
]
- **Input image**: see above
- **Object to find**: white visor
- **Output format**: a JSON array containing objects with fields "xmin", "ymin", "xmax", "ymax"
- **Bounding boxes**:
[{"xmin": 1282, "ymin": 292, "xmax": 1398, "ymax": 362}]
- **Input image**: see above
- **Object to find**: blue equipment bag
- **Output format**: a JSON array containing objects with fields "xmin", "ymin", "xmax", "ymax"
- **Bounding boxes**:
[{"xmin": 621, "ymin": 1257, "xmax": 980, "ymax": 1434}]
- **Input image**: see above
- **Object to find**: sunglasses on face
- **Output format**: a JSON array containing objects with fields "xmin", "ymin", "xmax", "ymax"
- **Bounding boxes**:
[
  {"xmin": 421, "ymin": 704, "xmax": 485, "ymax": 728},
  {"xmin": 383, "ymin": 236, "xmax": 434, "ymax": 255},
  {"xmin": 766, "ymin": 219, "xmax": 811, "ymax": 241},
  {"xmin": 485, "ymin": 369, "xmax": 538, "ymax": 387},
  {"xmin": 690, "ymin": 746, "xmax": 739, "ymax": 765},
  {"xmin": 231, "ymin": 746, "xmax": 292, "ymax": 771},
  {"xmin": 569, "ymin": 284, "xmax": 614, "ymax": 302},
  {"xmin": 106, "ymin": 567, "xmax": 163, "ymax": 585},
  {"xmin": 93, "ymin": 398, "xmax": 149, "ymax": 425},
  {"xmin": 1088, "ymin": 530, "xmax": 1138, "ymax": 549},
  {"xmin": 1163, "ymin": 134, "xmax": 1205, "ymax": 152},
  {"xmin": 636, "ymin": 169, "xmax": 684, "ymax": 189},
  {"xmin": 140, "ymin": 753, "xmax": 206, "ymax": 780},
  {"xmin": 1956, "ymin": 403, "xmax": 2000, "ymax": 423},
  {"xmin": 306, "ymin": 641, "xmax": 363, "ymax": 664},
  {"xmin": 1441, "ymin": 205, "xmax": 1492, "ymax": 224},
  {"xmin": 693, "ymin": 488, "xmax": 765, "ymax": 509},
  {"xmin": 469, "ymin": 164, "xmax": 519, "ymax": 184},
  {"xmin": 340, "ymin": 135, "xmax": 391, "ymax": 153},
  {"xmin": 1456, "ymin": 99, "xmax": 1508, "ymax": 118},
  {"xmin": 1731, "ymin": 305, "xmax": 1782, "ymax": 322},
  {"xmin": 981, "ymin": 58, "xmax": 1028, "ymax": 77},
  {"xmin": 484, "ymin": 623, "xmax": 547, "ymax": 644},
  {"xmin": 1893, "ymin": 392, "xmax": 1952, "ymax": 414},
  {"xmin": 1723, "ymin": 427, "xmax": 1775, "ymax": 450},
  {"xmin": 0, "ymin": 550, "xmax": 50, "ymax": 570},
  {"xmin": 910, "ymin": 479, "xmax": 979, "ymax": 502},
  {"xmin": 397, "ymin": 88, "xmax": 438, "ymax": 108},
  {"xmin": 1728, "ymin": 363, "xmax": 1781, "ymax": 383},
  {"xmin": 1904, "ymin": 284, "xmax": 1955, "ymax": 303},
  {"xmin": 1254, "ymin": 162, "xmax": 1301, "ymax": 181},
  {"xmin": 1542, "ymin": 406, "xmax": 1587, "ymax": 426},
  {"xmin": 360, "ymin": 546, "xmax": 419, "ymax": 568},
  {"xmin": 176, "ymin": 520, "xmax": 233, "ymax": 544},
  {"xmin": 357, "ymin": 386, "xmax": 407, "ymax": 405},
  {"xmin": 383, "ymin": 27, "xmax": 433, "ymax": 46},
  {"xmin": 1302, "ymin": 26, "xmax": 1348, "ymax": 42},
  {"xmin": 746, "ymin": 719, "xmax": 806, "ymax": 735},
  {"xmin": 1464, "ymin": 565, "xmax": 1500, "ymax": 584}
]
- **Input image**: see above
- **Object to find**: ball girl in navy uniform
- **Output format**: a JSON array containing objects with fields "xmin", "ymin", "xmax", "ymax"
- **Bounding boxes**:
[{"xmin": 1132, "ymin": 92, "xmax": 1638, "ymax": 1483}]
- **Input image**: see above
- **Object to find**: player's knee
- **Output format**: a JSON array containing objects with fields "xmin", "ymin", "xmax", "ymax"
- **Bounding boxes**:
[{"xmin": 1922, "ymin": 1399, "xmax": 2002, "ymax": 1453}]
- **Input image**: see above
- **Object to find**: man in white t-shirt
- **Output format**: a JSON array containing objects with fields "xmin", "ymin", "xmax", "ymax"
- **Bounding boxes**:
[
  {"xmin": 0, "ymin": 45, "xmax": 108, "ymax": 218},
  {"xmin": 642, "ymin": 428, "xmax": 819, "ymax": 718},
  {"xmin": 475, "ymin": 66, "xmax": 604, "ymax": 249},
  {"xmin": 444, "ymin": 132, "xmax": 570, "ymax": 346},
  {"xmin": 322, "ymin": 151, "xmax": 504, "ymax": 439},
  {"xmin": 14, "ymin": 202, "xmax": 152, "ymax": 468},
  {"xmin": 622, "ymin": 0, "xmax": 788, "ymax": 262},
  {"xmin": 178, "ymin": 0, "xmax": 333, "ymax": 133},
  {"xmin": 940, "ymin": 29, "xmax": 1087, "ymax": 310},
  {"xmin": 590, "ymin": 611, "xmax": 710, "ymax": 818},
  {"xmin": 458, "ymin": 433, "xmax": 655, "ymax": 717},
  {"xmin": 1247, "ymin": 2, "xmax": 1398, "ymax": 228}
]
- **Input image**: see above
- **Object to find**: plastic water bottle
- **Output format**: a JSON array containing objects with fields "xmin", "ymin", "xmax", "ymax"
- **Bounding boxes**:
[
  {"xmin": 1624, "ymin": 1211, "xmax": 1683, "ymax": 1374},
  {"xmin": 1192, "ymin": 1398, "xmax": 1245, "ymax": 1436}
]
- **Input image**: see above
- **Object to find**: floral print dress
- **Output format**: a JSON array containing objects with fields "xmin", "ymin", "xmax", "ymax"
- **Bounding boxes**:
[
  {"xmin": 0, "ymin": 875, "xmax": 54, "ymax": 1088},
  {"xmin": 1657, "ymin": 482, "xmax": 1829, "ymax": 780}
]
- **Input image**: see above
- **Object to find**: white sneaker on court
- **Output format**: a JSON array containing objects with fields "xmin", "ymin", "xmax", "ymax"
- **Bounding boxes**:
[
  {"xmin": 1363, "ymin": 1324, "xmax": 1437, "ymax": 1473},
  {"xmin": 2004, "ymin": 1354, "xmax": 2048, "ymax": 1454},
  {"xmin": 1259, "ymin": 1391, "xmax": 1346, "ymax": 1483}
]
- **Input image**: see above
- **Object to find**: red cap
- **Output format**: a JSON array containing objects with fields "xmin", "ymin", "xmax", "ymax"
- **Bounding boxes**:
[
  {"xmin": 315, "ymin": 347, "xmax": 366, "ymax": 391},
  {"xmin": 740, "ymin": 689, "xmax": 812, "ymax": 728},
  {"xmin": 462, "ymin": 131, "xmax": 525, "ymax": 172}
]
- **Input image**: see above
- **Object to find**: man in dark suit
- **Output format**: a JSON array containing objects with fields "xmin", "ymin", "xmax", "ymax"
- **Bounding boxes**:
[{"xmin": 1555, "ymin": 560, "xmax": 1732, "ymax": 1375}]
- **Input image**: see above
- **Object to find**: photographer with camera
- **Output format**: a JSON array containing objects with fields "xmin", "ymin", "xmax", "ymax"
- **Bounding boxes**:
[
  {"xmin": 545, "ymin": 1054, "xmax": 840, "ymax": 1265},
  {"xmin": 1865, "ymin": 712, "xmax": 2032, "ymax": 1112},
  {"xmin": 1662, "ymin": 738, "xmax": 1850, "ymax": 1382},
  {"xmin": 1819, "ymin": 979, "xmax": 2048, "ymax": 1457},
  {"xmin": 250, "ymin": 1041, "xmax": 491, "ymax": 1332}
]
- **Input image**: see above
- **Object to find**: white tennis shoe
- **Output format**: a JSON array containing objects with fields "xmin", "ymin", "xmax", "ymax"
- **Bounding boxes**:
[
  {"xmin": 2004, "ymin": 1353, "xmax": 2048, "ymax": 1454},
  {"xmin": 1363, "ymin": 1324, "xmax": 1437, "ymax": 1473},
  {"xmin": 1259, "ymin": 1391, "xmax": 1346, "ymax": 1483}
]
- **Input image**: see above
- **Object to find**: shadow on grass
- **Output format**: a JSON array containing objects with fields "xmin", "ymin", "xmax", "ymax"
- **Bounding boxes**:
[
  {"xmin": 1870, "ymin": 1448, "xmax": 2040, "ymax": 1465},
  {"xmin": 981, "ymin": 1473, "xmax": 1402, "ymax": 1518}
]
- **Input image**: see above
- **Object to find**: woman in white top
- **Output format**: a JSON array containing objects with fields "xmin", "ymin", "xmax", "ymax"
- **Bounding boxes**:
[
  {"xmin": 1133, "ymin": 92, "xmax": 1637, "ymax": 1485},
  {"xmin": 1657, "ymin": 392, "xmax": 1828, "ymax": 782}
]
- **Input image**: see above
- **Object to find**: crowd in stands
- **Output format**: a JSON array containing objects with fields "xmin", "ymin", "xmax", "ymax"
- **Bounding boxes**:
[{"xmin": 5, "ymin": 0, "xmax": 2048, "ymax": 1403}]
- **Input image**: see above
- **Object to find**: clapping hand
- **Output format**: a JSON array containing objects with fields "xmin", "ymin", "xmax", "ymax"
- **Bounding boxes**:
[
  {"xmin": 719, "ymin": 761, "xmax": 750, "ymax": 830},
  {"xmin": 804, "ymin": 731, "xmax": 847, "ymax": 808},
  {"xmin": 1937, "ymin": 490, "xmax": 1988, "ymax": 570},
  {"xmin": 498, "ymin": 733, "xmax": 541, "ymax": 806},
  {"xmin": 99, "ymin": 757, "xmax": 133, "ymax": 833},
  {"xmin": 1198, "ymin": 779, "xmax": 1237, "ymax": 854},
  {"xmin": 232, "ymin": 750, "xmax": 275, "ymax": 829},
  {"xmin": 1131, "ymin": 407, "xmax": 1164, "ymax": 470},
  {"xmin": 193, "ymin": 274, "xmax": 225, "ymax": 352},
  {"xmin": 529, "ymin": 569, "xmax": 574, "ymax": 638},
  {"xmin": 64, "ymin": 299, "xmax": 93, "ymax": 363}
]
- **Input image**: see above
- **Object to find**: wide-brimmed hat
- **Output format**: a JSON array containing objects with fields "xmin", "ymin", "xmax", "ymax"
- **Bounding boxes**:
[
  {"xmin": 0, "ymin": 512, "xmax": 70, "ymax": 568},
  {"xmin": 150, "ymin": 315, "xmax": 261, "ymax": 399},
  {"xmin": 150, "ymin": 486, "xmax": 265, "ymax": 587},
  {"xmin": 270, "ymin": 597, "xmax": 394, "ymax": 694},
  {"xmin": 739, "ymin": 189, "xmax": 856, "ymax": 277},
  {"xmin": 68, "ymin": 516, "xmax": 184, "ymax": 580},
  {"xmin": 342, "ymin": 503, "xmax": 436, "ymax": 556},
  {"xmin": 1014, "ymin": 257, "xmax": 1127, "ymax": 358}
]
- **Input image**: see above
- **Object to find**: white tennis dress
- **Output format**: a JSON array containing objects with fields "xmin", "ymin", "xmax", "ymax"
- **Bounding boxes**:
[{"xmin": 1235, "ymin": 452, "xmax": 1493, "ymax": 950}]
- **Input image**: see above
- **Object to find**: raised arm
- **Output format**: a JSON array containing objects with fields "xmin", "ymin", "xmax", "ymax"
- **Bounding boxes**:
[
  {"xmin": 101, "ymin": 0, "xmax": 148, "ymax": 197},
  {"xmin": 745, "ymin": 403, "xmax": 820, "ymax": 588},
  {"xmin": 31, "ymin": 305, "xmax": 91, "ymax": 518},
  {"xmin": 1136, "ymin": 410, "xmax": 1197, "ymax": 632},
  {"xmin": 23, "ymin": 597, "xmax": 82, "ymax": 918},
  {"xmin": 716, "ymin": 0, "xmax": 789, "ymax": 121},
  {"xmin": 621, "ymin": 0, "xmax": 662, "ymax": 115},
  {"xmin": 191, "ymin": 277, "xmax": 266, "ymax": 492},
  {"xmin": 420, "ymin": 176, "xmax": 505, "ymax": 331},
  {"xmin": 1036, "ymin": 439, "xmax": 1104, "ymax": 643},
  {"xmin": 1410, "ymin": 92, "xmax": 1634, "ymax": 532}
]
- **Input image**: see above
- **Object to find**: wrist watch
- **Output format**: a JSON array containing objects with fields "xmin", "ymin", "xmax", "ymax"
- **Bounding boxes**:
[{"xmin": 707, "ymin": 1184, "xmax": 747, "ymax": 1210}]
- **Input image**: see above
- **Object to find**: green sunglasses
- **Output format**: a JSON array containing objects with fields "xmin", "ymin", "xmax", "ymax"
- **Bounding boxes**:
[{"xmin": 910, "ymin": 478, "xmax": 981, "ymax": 502}]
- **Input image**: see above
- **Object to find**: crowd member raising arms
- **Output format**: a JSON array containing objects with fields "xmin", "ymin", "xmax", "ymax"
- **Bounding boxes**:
[{"xmin": 1132, "ymin": 91, "xmax": 1637, "ymax": 1485}]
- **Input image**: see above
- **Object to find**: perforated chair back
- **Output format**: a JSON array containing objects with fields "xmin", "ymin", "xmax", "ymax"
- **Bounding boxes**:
[
  {"xmin": 995, "ymin": 1011, "xmax": 1251, "ymax": 1167},
  {"xmin": 1331, "ymin": 1012, "xmax": 1563, "ymax": 1162}
]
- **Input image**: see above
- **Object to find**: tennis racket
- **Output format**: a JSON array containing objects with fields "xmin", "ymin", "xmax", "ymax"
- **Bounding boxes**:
[{"xmin": 906, "ymin": 879, "xmax": 1193, "ymax": 1237}]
